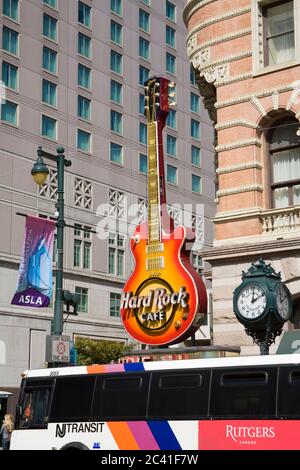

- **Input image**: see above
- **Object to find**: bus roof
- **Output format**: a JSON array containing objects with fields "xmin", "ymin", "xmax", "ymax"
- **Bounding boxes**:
[{"xmin": 23, "ymin": 353, "xmax": 300, "ymax": 378}]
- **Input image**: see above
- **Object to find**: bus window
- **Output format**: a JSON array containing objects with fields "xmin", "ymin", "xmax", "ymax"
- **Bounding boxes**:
[
  {"xmin": 19, "ymin": 381, "xmax": 53, "ymax": 429},
  {"xmin": 92, "ymin": 374, "xmax": 149, "ymax": 420},
  {"xmin": 278, "ymin": 367, "xmax": 300, "ymax": 418},
  {"xmin": 49, "ymin": 376, "xmax": 95, "ymax": 423},
  {"xmin": 148, "ymin": 370, "xmax": 209, "ymax": 419},
  {"xmin": 210, "ymin": 367, "xmax": 277, "ymax": 418}
]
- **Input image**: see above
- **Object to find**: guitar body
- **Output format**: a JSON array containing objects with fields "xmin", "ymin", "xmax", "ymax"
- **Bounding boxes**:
[
  {"xmin": 121, "ymin": 222, "xmax": 207, "ymax": 345},
  {"xmin": 120, "ymin": 76, "xmax": 207, "ymax": 346}
]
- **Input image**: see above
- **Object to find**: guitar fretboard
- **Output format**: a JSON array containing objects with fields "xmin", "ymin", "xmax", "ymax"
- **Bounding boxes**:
[{"xmin": 147, "ymin": 122, "xmax": 161, "ymax": 244}]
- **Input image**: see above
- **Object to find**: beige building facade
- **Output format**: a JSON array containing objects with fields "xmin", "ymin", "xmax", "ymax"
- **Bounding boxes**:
[{"xmin": 184, "ymin": 0, "xmax": 300, "ymax": 354}]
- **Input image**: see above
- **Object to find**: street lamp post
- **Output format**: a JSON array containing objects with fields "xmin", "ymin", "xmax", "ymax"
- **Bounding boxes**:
[{"xmin": 31, "ymin": 146, "xmax": 72, "ymax": 364}]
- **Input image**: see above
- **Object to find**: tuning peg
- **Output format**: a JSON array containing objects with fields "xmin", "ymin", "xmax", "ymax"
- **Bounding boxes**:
[
  {"xmin": 155, "ymin": 82, "xmax": 160, "ymax": 88},
  {"xmin": 168, "ymin": 81, "xmax": 175, "ymax": 88},
  {"xmin": 168, "ymin": 100, "xmax": 176, "ymax": 107},
  {"xmin": 144, "ymin": 85, "xmax": 149, "ymax": 92}
]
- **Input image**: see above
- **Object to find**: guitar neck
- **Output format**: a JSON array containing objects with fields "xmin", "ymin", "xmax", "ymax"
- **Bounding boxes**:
[{"xmin": 147, "ymin": 121, "xmax": 167, "ymax": 244}]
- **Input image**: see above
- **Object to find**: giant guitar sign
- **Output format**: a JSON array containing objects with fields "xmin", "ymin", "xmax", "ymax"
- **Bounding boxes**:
[{"xmin": 121, "ymin": 77, "xmax": 207, "ymax": 345}]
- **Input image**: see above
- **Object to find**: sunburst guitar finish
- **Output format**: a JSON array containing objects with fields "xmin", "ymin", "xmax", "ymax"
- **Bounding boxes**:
[{"xmin": 121, "ymin": 77, "xmax": 207, "ymax": 346}]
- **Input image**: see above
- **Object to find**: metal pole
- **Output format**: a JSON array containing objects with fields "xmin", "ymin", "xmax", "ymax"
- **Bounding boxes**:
[{"xmin": 52, "ymin": 147, "xmax": 65, "ymax": 336}]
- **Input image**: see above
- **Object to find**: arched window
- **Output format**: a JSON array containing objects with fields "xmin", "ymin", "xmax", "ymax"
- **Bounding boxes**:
[{"xmin": 268, "ymin": 119, "xmax": 300, "ymax": 208}]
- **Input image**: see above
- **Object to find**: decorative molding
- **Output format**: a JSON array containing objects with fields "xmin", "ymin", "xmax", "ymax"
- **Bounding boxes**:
[
  {"xmin": 186, "ymin": 34, "xmax": 198, "ymax": 56},
  {"xmin": 250, "ymin": 97, "xmax": 267, "ymax": 117},
  {"xmin": 190, "ymin": 48, "xmax": 211, "ymax": 69},
  {"xmin": 183, "ymin": 0, "xmax": 217, "ymax": 26},
  {"xmin": 215, "ymin": 72, "xmax": 252, "ymax": 87},
  {"xmin": 216, "ymin": 161, "xmax": 262, "ymax": 175},
  {"xmin": 216, "ymin": 138, "xmax": 261, "ymax": 153},
  {"xmin": 215, "ymin": 83, "xmax": 295, "ymax": 109},
  {"xmin": 286, "ymin": 80, "xmax": 300, "ymax": 111},
  {"xmin": 215, "ymin": 119, "xmax": 258, "ymax": 131},
  {"xmin": 216, "ymin": 185, "xmax": 264, "ymax": 198},
  {"xmin": 186, "ymin": 6, "xmax": 252, "ymax": 42},
  {"xmin": 272, "ymin": 92, "xmax": 279, "ymax": 111},
  {"xmin": 187, "ymin": 28, "xmax": 252, "ymax": 58},
  {"xmin": 192, "ymin": 50, "xmax": 252, "ymax": 72},
  {"xmin": 202, "ymin": 64, "xmax": 230, "ymax": 84}
]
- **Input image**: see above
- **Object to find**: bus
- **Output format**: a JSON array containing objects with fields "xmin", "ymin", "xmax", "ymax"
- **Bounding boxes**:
[{"xmin": 10, "ymin": 353, "xmax": 300, "ymax": 450}]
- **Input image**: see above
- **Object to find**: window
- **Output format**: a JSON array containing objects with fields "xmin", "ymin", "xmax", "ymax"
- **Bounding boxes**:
[
  {"xmin": 111, "ymin": 110, "xmax": 122, "ymax": 134},
  {"xmin": 78, "ymin": 63, "xmax": 91, "ymax": 89},
  {"xmin": 148, "ymin": 371, "xmax": 208, "ymax": 419},
  {"xmin": 2, "ymin": 62, "xmax": 18, "ymax": 90},
  {"xmin": 108, "ymin": 233, "xmax": 125, "ymax": 276},
  {"xmin": 141, "ymin": 0, "xmax": 150, "ymax": 4},
  {"xmin": 166, "ymin": 52, "xmax": 176, "ymax": 74},
  {"xmin": 191, "ymin": 146, "xmax": 201, "ymax": 167},
  {"xmin": 190, "ymin": 65, "xmax": 196, "ymax": 85},
  {"xmin": 1, "ymin": 100, "xmax": 17, "ymax": 125},
  {"xmin": 192, "ymin": 174, "xmax": 202, "ymax": 193},
  {"xmin": 77, "ymin": 129, "xmax": 91, "ymax": 152},
  {"xmin": 110, "ymin": 142, "xmax": 123, "ymax": 164},
  {"xmin": 167, "ymin": 164, "xmax": 177, "ymax": 185},
  {"xmin": 139, "ymin": 65, "xmax": 149, "ymax": 85},
  {"xmin": 110, "ymin": 293, "xmax": 121, "ymax": 317},
  {"xmin": 139, "ymin": 122, "xmax": 147, "ymax": 145},
  {"xmin": 192, "ymin": 253, "xmax": 203, "ymax": 276},
  {"xmin": 139, "ymin": 37, "xmax": 150, "ymax": 60},
  {"xmin": 166, "ymin": 135, "xmax": 176, "ymax": 157},
  {"xmin": 109, "ymin": 188, "xmax": 125, "ymax": 219},
  {"xmin": 191, "ymin": 119, "xmax": 200, "ymax": 140},
  {"xmin": 166, "ymin": 108, "xmax": 176, "ymax": 129},
  {"xmin": 111, "ymin": 0, "xmax": 122, "ymax": 16},
  {"xmin": 74, "ymin": 177, "xmax": 93, "ymax": 209},
  {"xmin": 43, "ymin": 0, "xmax": 57, "ymax": 7},
  {"xmin": 78, "ymin": 32, "xmax": 91, "ymax": 58},
  {"xmin": 191, "ymin": 92, "xmax": 200, "ymax": 113},
  {"xmin": 43, "ymin": 46, "xmax": 57, "ymax": 74},
  {"xmin": 111, "ymin": 50, "xmax": 122, "ymax": 74},
  {"xmin": 166, "ymin": 0, "xmax": 176, "ymax": 22},
  {"xmin": 166, "ymin": 25, "xmax": 175, "ymax": 48},
  {"xmin": 139, "ymin": 9, "xmax": 149, "ymax": 32},
  {"xmin": 110, "ymin": 80, "xmax": 122, "ymax": 104},
  {"xmin": 268, "ymin": 119, "xmax": 300, "ymax": 208},
  {"xmin": 42, "ymin": 79, "xmax": 57, "ymax": 106},
  {"xmin": 139, "ymin": 153, "xmax": 147, "ymax": 174},
  {"xmin": 43, "ymin": 14, "xmax": 57, "ymax": 41},
  {"xmin": 74, "ymin": 287, "xmax": 89, "ymax": 313},
  {"xmin": 3, "ymin": 0, "xmax": 19, "ymax": 21},
  {"xmin": 73, "ymin": 224, "xmax": 91, "ymax": 269},
  {"xmin": 263, "ymin": 1, "xmax": 295, "ymax": 66},
  {"xmin": 139, "ymin": 94, "xmax": 145, "ymax": 115},
  {"xmin": 111, "ymin": 20, "xmax": 122, "ymax": 45},
  {"xmin": 78, "ymin": 2, "xmax": 91, "ymax": 28},
  {"xmin": 97, "ymin": 374, "xmax": 149, "ymax": 420},
  {"xmin": 2, "ymin": 26, "xmax": 19, "ymax": 55},
  {"xmin": 20, "ymin": 384, "xmax": 52, "ymax": 429},
  {"xmin": 50, "ymin": 376, "xmax": 95, "ymax": 422},
  {"xmin": 42, "ymin": 115, "xmax": 57, "ymax": 140},
  {"xmin": 210, "ymin": 368, "xmax": 277, "ymax": 418},
  {"xmin": 78, "ymin": 95, "xmax": 91, "ymax": 120}
]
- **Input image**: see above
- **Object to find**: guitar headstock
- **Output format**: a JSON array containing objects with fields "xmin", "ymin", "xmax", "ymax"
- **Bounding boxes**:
[{"xmin": 144, "ymin": 77, "xmax": 176, "ymax": 124}]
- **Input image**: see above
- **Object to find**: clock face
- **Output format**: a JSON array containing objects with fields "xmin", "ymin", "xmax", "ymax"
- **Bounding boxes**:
[
  {"xmin": 276, "ymin": 284, "xmax": 291, "ymax": 320},
  {"xmin": 236, "ymin": 284, "xmax": 267, "ymax": 320}
]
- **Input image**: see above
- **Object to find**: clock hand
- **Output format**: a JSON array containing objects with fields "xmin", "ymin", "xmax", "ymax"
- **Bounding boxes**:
[{"xmin": 252, "ymin": 294, "xmax": 264, "ymax": 303}]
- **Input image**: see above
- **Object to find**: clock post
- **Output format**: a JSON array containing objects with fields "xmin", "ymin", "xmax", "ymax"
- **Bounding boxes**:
[{"xmin": 233, "ymin": 259, "xmax": 293, "ymax": 355}]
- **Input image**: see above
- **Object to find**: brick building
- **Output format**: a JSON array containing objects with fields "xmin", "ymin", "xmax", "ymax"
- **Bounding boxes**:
[{"xmin": 184, "ymin": 0, "xmax": 300, "ymax": 354}]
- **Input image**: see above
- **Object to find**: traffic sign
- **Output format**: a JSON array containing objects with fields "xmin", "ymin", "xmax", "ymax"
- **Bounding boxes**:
[{"xmin": 276, "ymin": 331, "xmax": 300, "ymax": 354}]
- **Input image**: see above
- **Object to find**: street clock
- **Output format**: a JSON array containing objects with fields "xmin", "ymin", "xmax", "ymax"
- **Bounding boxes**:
[{"xmin": 233, "ymin": 259, "xmax": 293, "ymax": 354}]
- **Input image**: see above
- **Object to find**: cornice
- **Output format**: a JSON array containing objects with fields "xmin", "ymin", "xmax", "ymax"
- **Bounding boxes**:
[
  {"xmin": 192, "ymin": 50, "xmax": 252, "ymax": 71},
  {"xmin": 216, "ymin": 138, "xmax": 261, "ymax": 153},
  {"xmin": 216, "ymin": 161, "xmax": 262, "ymax": 175},
  {"xmin": 202, "ymin": 237, "xmax": 300, "ymax": 262},
  {"xmin": 215, "ymin": 82, "xmax": 295, "ymax": 109},
  {"xmin": 216, "ymin": 184, "xmax": 263, "ymax": 197},
  {"xmin": 186, "ymin": 6, "xmax": 252, "ymax": 42},
  {"xmin": 215, "ymin": 119, "xmax": 258, "ymax": 130},
  {"xmin": 187, "ymin": 27, "xmax": 252, "ymax": 57},
  {"xmin": 183, "ymin": 0, "xmax": 217, "ymax": 26}
]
